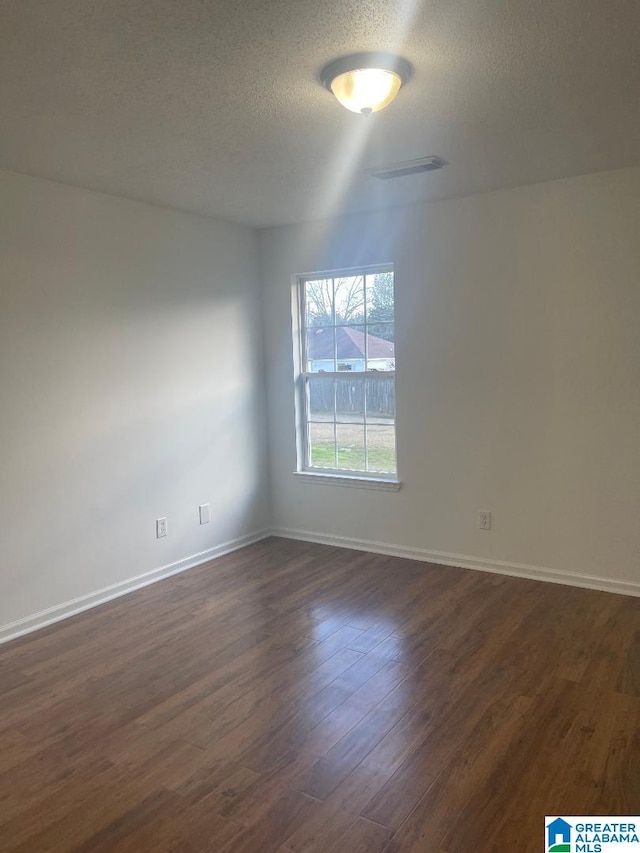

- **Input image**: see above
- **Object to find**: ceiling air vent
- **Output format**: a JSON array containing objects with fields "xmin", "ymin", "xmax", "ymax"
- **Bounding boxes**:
[{"xmin": 369, "ymin": 156, "xmax": 447, "ymax": 180}]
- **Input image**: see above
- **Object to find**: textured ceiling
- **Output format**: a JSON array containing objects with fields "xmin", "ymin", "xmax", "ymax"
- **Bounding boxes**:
[{"xmin": 1, "ymin": 0, "xmax": 638, "ymax": 227}]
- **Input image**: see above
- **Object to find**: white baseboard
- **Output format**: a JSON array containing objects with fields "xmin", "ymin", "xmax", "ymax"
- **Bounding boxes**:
[
  {"xmin": 3, "ymin": 524, "xmax": 637, "ymax": 645},
  {"xmin": 0, "ymin": 529, "xmax": 271, "ymax": 645},
  {"xmin": 272, "ymin": 527, "xmax": 640, "ymax": 598}
]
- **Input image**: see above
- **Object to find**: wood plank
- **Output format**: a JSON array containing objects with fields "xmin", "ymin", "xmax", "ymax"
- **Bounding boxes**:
[
  {"xmin": 0, "ymin": 536, "xmax": 637, "ymax": 852},
  {"xmin": 328, "ymin": 817, "xmax": 392, "ymax": 853}
]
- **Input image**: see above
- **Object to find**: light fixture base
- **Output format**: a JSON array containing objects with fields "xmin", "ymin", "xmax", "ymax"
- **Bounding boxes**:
[{"xmin": 320, "ymin": 52, "xmax": 413, "ymax": 92}]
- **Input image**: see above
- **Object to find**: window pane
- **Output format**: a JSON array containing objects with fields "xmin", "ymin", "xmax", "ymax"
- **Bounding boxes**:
[
  {"xmin": 308, "ymin": 422, "xmax": 336, "ymax": 469},
  {"xmin": 301, "ymin": 268, "xmax": 395, "ymax": 478},
  {"xmin": 305, "ymin": 279, "xmax": 333, "ymax": 327},
  {"xmin": 365, "ymin": 324, "xmax": 395, "ymax": 371},
  {"xmin": 307, "ymin": 377, "xmax": 335, "ymax": 422},
  {"xmin": 334, "ymin": 275, "xmax": 364, "ymax": 324},
  {"xmin": 336, "ymin": 424, "xmax": 365, "ymax": 471},
  {"xmin": 335, "ymin": 378, "xmax": 364, "ymax": 423},
  {"xmin": 365, "ymin": 377, "xmax": 395, "ymax": 423},
  {"xmin": 336, "ymin": 324, "xmax": 365, "ymax": 371},
  {"xmin": 306, "ymin": 327, "xmax": 335, "ymax": 372},
  {"xmin": 366, "ymin": 425, "xmax": 396, "ymax": 473},
  {"xmin": 366, "ymin": 272, "xmax": 395, "ymax": 324}
]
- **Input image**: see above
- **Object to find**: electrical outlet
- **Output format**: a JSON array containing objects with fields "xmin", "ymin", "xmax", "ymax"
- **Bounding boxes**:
[
  {"xmin": 478, "ymin": 511, "xmax": 492, "ymax": 531},
  {"xmin": 199, "ymin": 503, "xmax": 210, "ymax": 525},
  {"xmin": 156, "ymin": 517, "xmax": 167, "ymax": 538}
]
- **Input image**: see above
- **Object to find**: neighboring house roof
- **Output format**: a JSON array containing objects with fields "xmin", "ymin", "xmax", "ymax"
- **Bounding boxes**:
[{"xmin": 308, "ymin": 326, "xmax": 394, "ymax": 361}]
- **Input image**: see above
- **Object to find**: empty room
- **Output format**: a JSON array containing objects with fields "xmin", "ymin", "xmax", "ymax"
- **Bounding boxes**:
[{"xmin": 1, "ymin": 0, "xmax": 639, "ymax": 850}]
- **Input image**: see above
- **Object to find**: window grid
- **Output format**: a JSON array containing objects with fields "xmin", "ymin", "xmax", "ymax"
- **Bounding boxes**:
[
  {"xmin": 363, "ymin": 274, "xmax": 369, "ymax": 471},
  {"xmin": 299, "ymin": 266, "xmax": 396, "ymax": 478}
]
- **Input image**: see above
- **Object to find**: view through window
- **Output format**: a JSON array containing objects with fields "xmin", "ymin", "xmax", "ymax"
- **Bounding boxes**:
[{"xmin": 298, "ymin": 267, "xmax": 397, "ymax": 478}]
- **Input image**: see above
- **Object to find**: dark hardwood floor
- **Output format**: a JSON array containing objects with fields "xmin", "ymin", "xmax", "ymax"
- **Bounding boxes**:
[{"xmin": 0, "ymin": 537, "xmax": 638, "ymax": 852}]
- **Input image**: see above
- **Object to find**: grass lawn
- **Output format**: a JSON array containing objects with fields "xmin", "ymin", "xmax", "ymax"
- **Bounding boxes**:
[
  {"xmin": 310, "ymin": 439, "xmax": 396, "ymax": 474},
  {"xmin": 308, "ymin": 420, "xmax": 396, "ymax": 474}
]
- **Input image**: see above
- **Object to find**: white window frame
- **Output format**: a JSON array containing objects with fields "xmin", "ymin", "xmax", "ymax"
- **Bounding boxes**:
[{"xmin": 294, "ymin": 264, "xmax": 400, "ymax": 489}]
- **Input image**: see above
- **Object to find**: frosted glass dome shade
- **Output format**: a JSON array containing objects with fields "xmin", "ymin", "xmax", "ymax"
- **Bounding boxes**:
[{"xmin": 330, "ymin": 68, "xmax": 402, "ymax": 115}]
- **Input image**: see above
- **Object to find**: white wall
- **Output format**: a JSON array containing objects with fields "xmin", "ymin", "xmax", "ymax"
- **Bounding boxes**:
[
  {"xmin": 2, "ymin": 165, "xmax": 638, "ymax": 639},
  {"xmin": 260, "ymin": 167, "xmax": 640, "ymax": 592},
  {"xmin": 0, "ymin": 171, "xmax": 269, "ymax": 634}
]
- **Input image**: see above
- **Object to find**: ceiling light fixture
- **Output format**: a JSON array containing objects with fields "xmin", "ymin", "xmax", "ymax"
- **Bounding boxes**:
[{"xmin": 320, "ymin": 52, "xmax": 413, "ymax": 115}]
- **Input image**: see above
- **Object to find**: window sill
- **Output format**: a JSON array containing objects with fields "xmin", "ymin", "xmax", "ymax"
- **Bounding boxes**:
[{"xmin": 293, "ymin": 471, "xmax": 401, "ymax": 491}]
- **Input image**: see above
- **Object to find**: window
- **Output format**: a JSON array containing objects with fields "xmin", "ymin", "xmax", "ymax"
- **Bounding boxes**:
[{"xmin": 296, "ymin": 266, "xmax": 397, "ymax": 482}]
